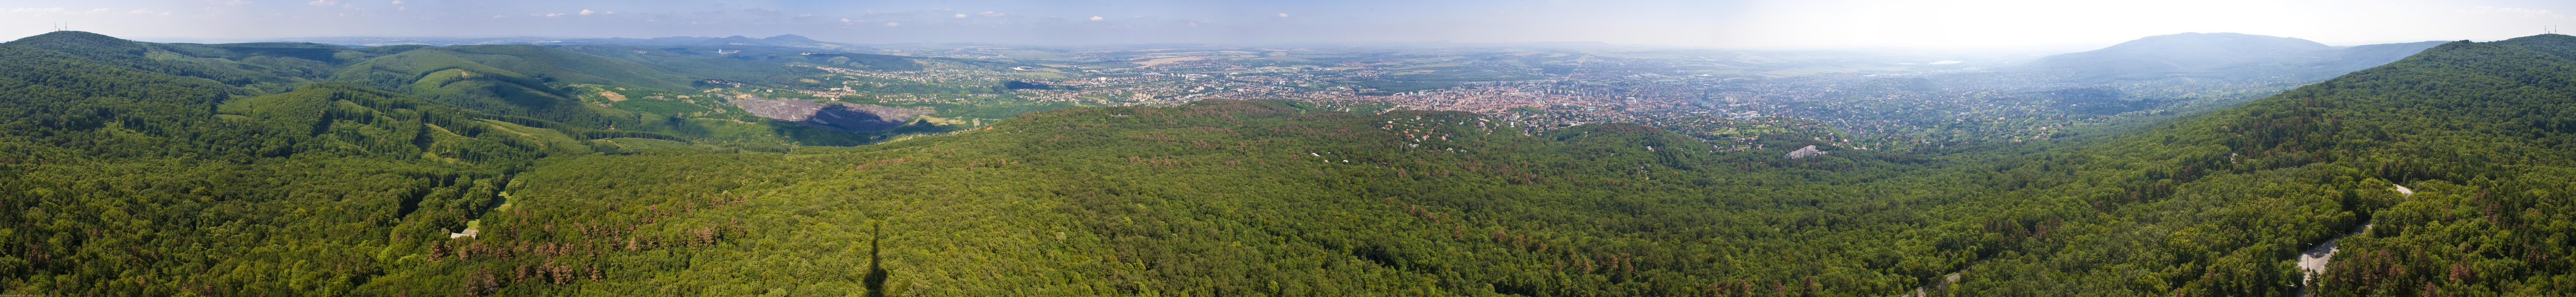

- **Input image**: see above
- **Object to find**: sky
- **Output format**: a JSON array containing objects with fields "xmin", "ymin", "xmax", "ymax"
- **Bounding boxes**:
[{"xmin": 2, "ymin": 0, "xmax": 2573, "ymax": 49}]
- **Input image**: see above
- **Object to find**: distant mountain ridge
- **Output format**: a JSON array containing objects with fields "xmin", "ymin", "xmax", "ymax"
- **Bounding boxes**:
[
  {"xmin": 11, "ymin": 27, "xmax": 2576, "ymax": 297},
  {"xmin": 2023, "ymin": 32, "xmax": 2446, "ymax": 82},
  {"xmin": 263, "ymin": 34, "xmax": 876, "ymax": 52}
]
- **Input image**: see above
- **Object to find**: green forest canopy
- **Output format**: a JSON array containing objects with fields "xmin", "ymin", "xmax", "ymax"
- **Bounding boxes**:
[{"xmin": 0, "ymin": 31, "xmax": 2573, "ymax": 296}]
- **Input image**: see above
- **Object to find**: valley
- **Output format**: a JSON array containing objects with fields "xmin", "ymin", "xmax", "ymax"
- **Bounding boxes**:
[{"xmin": 0, "ymin": 20, "xmax": 2570, "ymax": 297}]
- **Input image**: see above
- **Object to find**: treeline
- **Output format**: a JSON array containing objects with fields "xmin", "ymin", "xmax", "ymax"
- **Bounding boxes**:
[
  {"xmin": 5, "ymin": 31, "xmax": 2576, "ymax": 297},
  {"xmin": 351, "ymin": 36, "xmax": 2576, "ymax": 297},
  {"xmin": 0, "ymin": 34, "xmax": 669, "ymax": 296}
]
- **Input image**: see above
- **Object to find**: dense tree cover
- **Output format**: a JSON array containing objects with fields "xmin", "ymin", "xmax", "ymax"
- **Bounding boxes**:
[
  {"xmin": 378, "ymin": 96, "xmax": 2319, "ymax": 296},
  {"xmin": 6, "ymin": 31, "xmax": 2576, "ymax": 297},
  {"xmin": 0, "ymin": 38, "xmax": 602, "ymax": 295},
  {"xmin": 380, "ymin": 35, "xmax": 2576, "ymax": 296},
  {"xmin": 2273, "ymin": 35, "xmax": 2576, "ymax": 296},
  {"xmin": 0, "ymin": 31, "xmax": 944, "ymax": 295},
  {"xmin": 1895, "ymin": 35, "xmax": 2576, "ymax": 297},
  {"xmin": 0, "ymin": 31, "xmax": 314, "ymax": 92},
  {"xmin": 5, "ymin": 31, "xmax": 890, "ymax": 148},
  {"xmin": 332, "ymin": 45, "xmax": 696, "ymax": 91},
  {"xmin": 406, "ymin": 101, "xmax": 1964, "ymax": 296},
  {"xmin": 327, "ymin": 45, "xmax": 696, "ymax": 130}
]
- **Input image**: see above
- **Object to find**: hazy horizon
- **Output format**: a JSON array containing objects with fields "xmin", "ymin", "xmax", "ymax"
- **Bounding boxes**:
[{"xmin": 4, "ymin": 0, "xmax": 2573, "ymax": 50}]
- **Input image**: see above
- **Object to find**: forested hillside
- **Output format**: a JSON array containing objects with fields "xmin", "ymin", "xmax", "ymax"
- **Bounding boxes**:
[
  {"xmin": 375, "ymin": 35, "xmax": 2575, "ymax": 296},
  {"xmin": 3, "ymin": 31, "xmax": 2573, "ymax": 297},
  {"xmin": 0, "ymin": 38, "xmax": 618, "ymax": 294}
]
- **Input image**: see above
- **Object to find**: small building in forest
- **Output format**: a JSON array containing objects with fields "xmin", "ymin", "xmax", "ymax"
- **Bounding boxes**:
[{"xmin": 1785, "ymin": 145, "xmax": 1829, "ymax": 159}]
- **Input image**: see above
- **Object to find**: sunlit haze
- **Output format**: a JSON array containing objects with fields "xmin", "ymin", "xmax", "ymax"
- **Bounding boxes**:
[{"xmin": 4, "ymin": 0, "xmax": 2575, "ymax": 49}]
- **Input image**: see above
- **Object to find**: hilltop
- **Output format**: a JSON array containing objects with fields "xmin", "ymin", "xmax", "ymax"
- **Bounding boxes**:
[
  {"xmin": 3, "ymin": 31, "xmax": 1017, "ymax": 143},
  {"xmin": 264, "ymin": 34, "xmax": 879, "ymax": 52},
  {"xmin": 2023, "ymin": 32, "xmax": 2445, "ymax": 82},
  {"xmin": 1, "ymin": 30, "xmax": 2572, "ymax": 297},
  {"xmin": 335, "ymin": 31, "xmax": 2576, "ymax": 296}
]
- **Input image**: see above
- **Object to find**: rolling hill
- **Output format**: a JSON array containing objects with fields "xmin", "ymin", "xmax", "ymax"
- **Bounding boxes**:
[
  {"xmin": 4, "ymin": 31, "xmax": 916, "ymax": 148},
  {"xmin": 2024, "ymin": 32, "xmax": 2446, "ymax": 83},
  {"xmin": 326, "ymin": 45, "xmax": 698, "ymax": 128},
  {"xmin": 334, "ymin": 45, "xmax": 696, "ymax": 91},
  {"xmin": 0, "ymin": 36, "xmax": 660, "ymax": 295},
  {"xmin": 266, "ymin": 34, "xmax": 880, "ymax": 53},
  {"xmin": 339, "ymin": 31, "xmax": 2576, "ymax": 295},
  {"xmin": 2, "ymin": 30, "xmax": 2572, "ymax": 297}
]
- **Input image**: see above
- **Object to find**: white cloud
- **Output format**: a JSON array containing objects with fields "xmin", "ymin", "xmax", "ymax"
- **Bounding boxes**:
[
  {"xmin": 579, "ymin": 9, "xmax": 595, "ymax": 16},
  {"xmin": 977, "ymin": 11, "xmax": 1004, "ymax": 17},
  {"xmin": 798, "ymin": 14, "xmax": 814, "ymax": 18},
  {"xmin": 226, "ymin": 0, "xmax": 252, "ymax": 5},
  {"xmin": 490, "ymin": 15, "xmax": 505, "ymax": 18},
  {"xmin": 3, "ymin": 7, "xmax": 69, "ymax": 14},
  {"xmin": 1089, "ymin": 16, "xmax": 1104, "ymax": 21},
  {"xmin": 306, "ymin": 0, "xmax": 336, "ymax": 6},
  {"xmin": 2465, "ymin": 6, "xmax": 2573, "ymax": 19},
  {"xmin": 954, "ymin": 13, "xmax": 966, "ymax": 19},
  {"xmin": 1278, "ymin": 13, "xmax": 1289, "ymax": 17},
  {"xmin": 884, "ymin": 22, "xmax": 900, "ymax": 26},
  {"xmin": 535, "ymin": 13, "xmax": 564, "ymax": 17},
  {"xmin": 389, "ymin": 0, "xmax": 400, "ymax": 4},
  {"xmin": 1693, "ymin": 0, "xmax": 2508, "ymax": 49}
]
